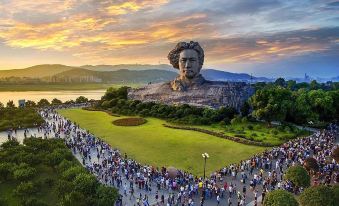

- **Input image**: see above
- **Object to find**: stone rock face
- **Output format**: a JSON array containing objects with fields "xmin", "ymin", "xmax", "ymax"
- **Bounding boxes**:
[{"xmin": 128, "ymin": 80, "xmax": 254, "ymax": 110}]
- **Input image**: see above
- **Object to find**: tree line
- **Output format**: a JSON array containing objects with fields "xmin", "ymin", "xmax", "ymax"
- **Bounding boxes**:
[
  {"xmin": 97, "ymin": 87, "xmax": 239, "ymax": 125},
  {"xmin": 250, "ymin": 78, "xmax": 339, "ymax": 127}
]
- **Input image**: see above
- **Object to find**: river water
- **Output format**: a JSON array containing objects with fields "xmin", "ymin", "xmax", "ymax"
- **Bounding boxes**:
[{"xmin": 0, "ymin": 90, "xmax": 106, "ymax": 105}]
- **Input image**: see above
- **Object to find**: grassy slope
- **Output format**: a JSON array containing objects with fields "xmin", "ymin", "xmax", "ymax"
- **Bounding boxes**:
[
  {"xmin": 58, "ymin": 109, "xmax": 267, "ymax": 176},
  {"xmin": 0, "ymin": 83, "xmax": 142, "ymax": 91}
]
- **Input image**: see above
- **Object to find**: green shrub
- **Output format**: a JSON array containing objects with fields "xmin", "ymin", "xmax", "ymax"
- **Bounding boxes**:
[
  {"xmin": 333, "ymin": 184, "xmax": 339, "ymax": 204},
  {"xmin": 44, "ymin": 177, "xmax": 54, "ymax": 187},
  {"xmin": 96, "ymin": 185, "xmax": 119, "ymax": 206},
  {"xmin": 14, "ymin": 181, "xmax": 38, "ymax": 199},
  {"xmin": 13, "ymin": 166, "xmax": 36, "ymax": 182},
  {"xmin": 0, "ymin": 197, "xmax": 8, "ymax": 206},
  {"xmin": 73, "ymin": 173, "xmax": 98, "ymax": 195},
  {"xmin": 299, "ymin": 185, "xmax": 335, "ymax": 206},
  {"xmin": 62, "ymin": 166, "xmax": 87, "ymax": 181},
  {"xmin": 0, "ymin": 162, "xmax": 15, "ymax": 181},
  {"xmin": 241, "ymin": 117, "xmax": 248, "ymax": 123},
  {"xmin": 271, "ymin": 129, "xmax": 279, "ymax": 135},
  {"xmin": 247, "ymin": 125, "xmax": 254, "ymax": 130},
  {"xmin": 285, "ymin": 165, "xmax": 310, "ymax": 188},
  {"xmin": 263, "ymin": 189, "xmax": 298, "ymax": 206}
]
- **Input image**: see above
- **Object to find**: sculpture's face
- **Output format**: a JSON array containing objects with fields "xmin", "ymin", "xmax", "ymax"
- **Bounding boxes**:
[{"xmin": 179, "ymin": 49, "xmax": 201, "ymax": 79}]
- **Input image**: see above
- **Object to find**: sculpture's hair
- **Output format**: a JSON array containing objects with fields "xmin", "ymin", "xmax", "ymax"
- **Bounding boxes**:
[{"xmin": 167, "ymin": 41, "xmax": 204, "ymax": 69}]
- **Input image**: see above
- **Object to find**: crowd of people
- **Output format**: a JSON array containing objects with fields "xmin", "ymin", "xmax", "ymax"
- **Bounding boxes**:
[{"xmin": 4, "ymin": 106, "xmax": 339, "ymax": 206}]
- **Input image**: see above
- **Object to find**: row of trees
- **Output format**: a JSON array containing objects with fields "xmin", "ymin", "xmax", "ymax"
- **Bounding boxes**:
[
  {"xmin": 0, "ymin": 96, "xmax": 90, "ymax": 109},
  {"xmin": 250, "ymin": 86, "xmax": 339, "ymax": 126},
  {"xmin": 256, "ymin": 78, "xmax": 339, "ymax": 91},
  {"xmin": 0, "ymin": 107, "xmax": 44, "ymax": 131},
  {"xmin": 98, "ymin": 87, "xmax": 238, "ymax": 125},
  {"xmin": 0, "ymin": 138, "xmax": 118, "ymax": 206}
]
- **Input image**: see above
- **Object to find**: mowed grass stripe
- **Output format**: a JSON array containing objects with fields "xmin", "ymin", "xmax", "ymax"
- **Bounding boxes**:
[{"xmin": 58, "ymin": 109, "xmax": 267, "ymax": 176}]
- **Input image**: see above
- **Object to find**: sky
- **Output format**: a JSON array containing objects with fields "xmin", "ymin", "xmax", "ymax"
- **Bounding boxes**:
[{"xmin": 0, "ymin": 0, "xmax": 338, "ymax": 78}]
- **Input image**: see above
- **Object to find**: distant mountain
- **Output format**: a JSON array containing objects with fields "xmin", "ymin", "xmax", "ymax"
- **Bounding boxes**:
[
  {"xmin": 0, "ymin": 64, "xmax": 276, "ymax": 83},
  {"xmin": 50, "ymin": 68, "xmax": 178, "ymax": 84},
  {"xmin": 0, "ymin": 64, "xmax": 76, "ymax": 78},
  {"xmin": 80, "ymin": 64, "xmax": 174, "ymax": 72},
  {"xmin": 201, "ymin": 69, "xmax": 272, "ymax": 82}
]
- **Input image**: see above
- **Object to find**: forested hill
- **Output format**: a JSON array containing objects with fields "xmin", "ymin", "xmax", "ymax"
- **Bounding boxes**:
[
  {"xmin": 0, "ymin": 64, "xmax": 77, "ymax": 78},
  {"xmin": 50, "ymin": 68, "xmax": 177, "ymax": 83},
  {"xmin": 0, "ymin": 64, "xmax": 274, "ymax": 84}
]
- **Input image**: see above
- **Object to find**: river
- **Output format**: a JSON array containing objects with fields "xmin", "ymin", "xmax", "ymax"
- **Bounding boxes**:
[{"xmin": 0, "ymin": 90, "xmax": 106, "ymax": 105}]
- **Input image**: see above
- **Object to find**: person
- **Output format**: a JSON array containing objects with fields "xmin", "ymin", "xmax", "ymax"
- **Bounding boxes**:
[
  {"xmin": 228, "ymin": 196, "xmax": 232, "ymax": 206},
  {"xmin": 123, "ymin": 182, "xmax": 127, "ymax": 196}
]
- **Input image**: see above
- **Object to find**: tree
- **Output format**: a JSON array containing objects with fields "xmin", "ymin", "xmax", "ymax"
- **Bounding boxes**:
[
  {"xmin": 51, "ymin": 98, "xmax": 62, "ymax": 105},
  {"xmin": 0, "ymin": 162, "xmax": 14, "ymax": 181},
  {"xmin": 308, "ymin": 90, "xmax": 334, "ymax": 122},
  {"xmin": 62, "ymin": 166, "xmax": 87, "ymax": 181},
  {"xmin": 13, "ymin": 165, "xmax": 37, "ymax": 181},
  {"xmin": 333, "ymin": 184, "xmax": 339, "ymax": 204},
  {"xmin": 310, "ymin": 80, "xmax": 319, "ymax": 90},
  {"xmin": 286, "ymin": 80, "xmax": 297, "ymax": 90},
  {"xmin": 37, "ymin": 99, "xmax": 50, "ymax": 107},
  {"xmin": 299, "ymin": 185, "xmax": 335, "ymax": 206},
  {"xmin": 332, "ymin": 147, "xmax": 339, "ymax": 163},
  {"xmin": 0, "ymin": 102, "xmax": 4, "ymax": 110},
  {"xmin": 240, "ymin": 101, "xmax": 250, "ymax": 117},
  {"xmin": 73, "ymin": 173, "xmax": 98, "ymax": 195},
  {"xmin": 285, "ymin": 165, "xmax": 310, "ymax": 188},
  {"xmin": 303, "ymin": 157, "xmax": 319, "ymax": 172},
  {"xmin": 60, "ymin": 191, "xmax": 87, "ymax": 206},
  {"xmin": 275, "ymin": 77, "xmax": 286, "ymax": 87},
  {"xmin": 250, "ymin": 87, "xmax": 293, "ymax": 126},
  {"xmin": 0, "ymin": 197, "xmax": 7, "ymax": 206},
  {"xmin": 96, "ymin": 185, "xmax": 119, "ymax": 206},
  {"xmin": 0, "ymin": 139, "xmax": 19, "ymax": 149},
  {"xmin": 55, "ymin": 180, "xmax": 74, "ymax": 197},
  {"xmin": 6, "ymin": 100, "xmax": 15, "ymax": 108},
  {"xmin": 263, "ymin": 189, "xmax": 298, "ymax": 206},
  {"xmin": 25, "ymin": 100, "xmax": 36, "ymax": 107},
  {"xmin": 290, "ymin": 89, "xmax": 317, "ymax": 124},
  {"xmin": 14, "ymin": 181, "xmax": 38, "ymax": 199},
  {"xmin": 75, "ymin": 96, "xmax": 88, "ymax": 103}
]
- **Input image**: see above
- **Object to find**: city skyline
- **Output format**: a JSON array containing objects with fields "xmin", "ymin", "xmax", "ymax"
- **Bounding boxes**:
[{"xmin": 0, "ymin": 0, "xmax": 338, "ymax": 77}]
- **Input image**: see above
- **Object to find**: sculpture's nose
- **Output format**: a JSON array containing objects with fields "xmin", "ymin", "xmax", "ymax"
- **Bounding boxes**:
[{"xmin": 185, "ymin": 60, "xmax": 191, "ymax": 68}]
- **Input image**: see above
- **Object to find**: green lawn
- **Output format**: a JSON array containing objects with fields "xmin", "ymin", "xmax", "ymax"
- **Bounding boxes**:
[
  {"xmin": 58, "ymin": 109, "xmax": 267, "ymax": 176},
  {"xmin": 0, "ymin": 83, "xmax": 142, "ymax": 91},
  {"xmin": 197, "ymin": 122, "xmax": 310, "ymax": 146}
]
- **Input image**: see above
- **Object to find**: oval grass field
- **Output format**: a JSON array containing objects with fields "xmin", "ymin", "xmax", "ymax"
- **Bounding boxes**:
[{"xmin": 58, "ymin": 108, "xmax": 267, "ymax": 176}]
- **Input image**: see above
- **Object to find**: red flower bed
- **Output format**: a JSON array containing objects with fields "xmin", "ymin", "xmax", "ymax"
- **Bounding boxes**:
[{"xmin": 113, "ymin": 118, "xmax": 147, "ymax": 126}]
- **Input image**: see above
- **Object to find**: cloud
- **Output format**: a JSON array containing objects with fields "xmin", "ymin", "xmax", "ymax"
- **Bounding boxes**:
[{"xmin": 0, "ymin": 0, "xmax": 338, "ymax": 76}]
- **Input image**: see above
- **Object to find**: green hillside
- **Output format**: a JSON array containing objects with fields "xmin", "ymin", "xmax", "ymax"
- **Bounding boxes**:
[
  {"xmin": 52, "ymin": 68, "xmax": 177, "ymax": 83},
  {"xmin": 0, "ymin": 64, "xmax": 76, "ymax": 78}
]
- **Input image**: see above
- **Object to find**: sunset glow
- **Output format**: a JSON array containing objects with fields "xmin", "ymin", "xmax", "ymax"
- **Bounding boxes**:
[{"xmin": 0, "ymin": 0, "xmax": 338, "ymax": 77}]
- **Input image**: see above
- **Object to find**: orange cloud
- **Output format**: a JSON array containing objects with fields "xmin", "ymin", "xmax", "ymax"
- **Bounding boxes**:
[{"xmin": 106, "ymin": 0, "xmax": 168, "ymax": 15}]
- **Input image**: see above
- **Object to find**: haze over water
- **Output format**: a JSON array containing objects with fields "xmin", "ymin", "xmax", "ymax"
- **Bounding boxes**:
[{"xmin": 0, "ymin": 90, "xmax": 105, "ymax": 106}]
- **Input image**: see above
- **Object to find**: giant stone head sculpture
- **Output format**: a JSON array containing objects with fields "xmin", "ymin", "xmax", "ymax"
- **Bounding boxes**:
[
  {"xmin": 167, "ymin": 41, "xmax": 205, "ymax": 91},
  {"xmin": 168, "ymin": 41, "xmax": 204, "ymax": 80}
]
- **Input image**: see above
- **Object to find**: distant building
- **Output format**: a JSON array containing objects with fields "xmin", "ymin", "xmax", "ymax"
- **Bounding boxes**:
[{"xmin": 18, "ymin": 99, "xmax": 25, "ymax": 107}]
